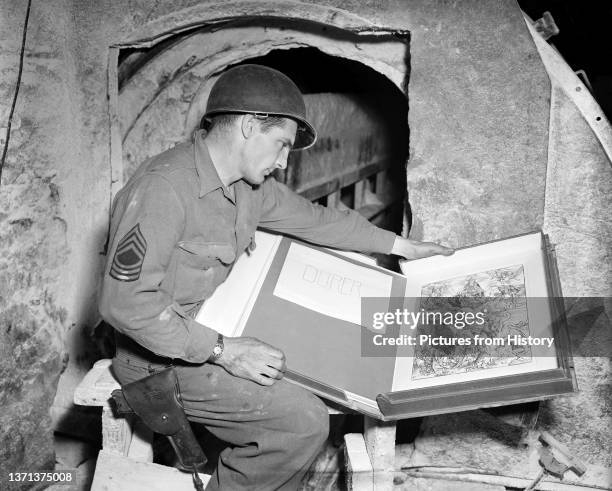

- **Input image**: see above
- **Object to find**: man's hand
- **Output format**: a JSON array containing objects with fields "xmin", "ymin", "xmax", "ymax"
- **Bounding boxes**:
[
  {"xmin": 213, "ymin": 336, "xmax": 286, "ymax": 386},
  {"xmin": 391, "ymin": 237, "xmax": 454, "ymax": 260}
]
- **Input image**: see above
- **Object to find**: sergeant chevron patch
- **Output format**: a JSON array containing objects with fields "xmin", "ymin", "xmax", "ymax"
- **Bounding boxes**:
[{"xmin": 109, "ymin": 223, "xmax": 147, "ymax": 282}]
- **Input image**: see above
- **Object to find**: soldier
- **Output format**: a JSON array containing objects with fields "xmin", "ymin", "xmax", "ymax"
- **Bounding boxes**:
[{"xmin": 100, "ymin": 64, "xmax": 452, "ymax": 490}]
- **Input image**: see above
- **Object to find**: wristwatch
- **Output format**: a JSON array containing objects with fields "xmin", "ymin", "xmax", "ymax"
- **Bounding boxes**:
[{"xmin": 210, "ymin": 333, "xmax": 224, "ymax": 360}]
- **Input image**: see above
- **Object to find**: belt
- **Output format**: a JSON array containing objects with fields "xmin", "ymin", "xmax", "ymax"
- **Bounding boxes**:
[
  {"xmin": 114, "ymin": 331, "xmax": 178, "ymax": 370},
  {"xmin": 114, "ymin": 330, "xmax": 203, "ymax": 370}
]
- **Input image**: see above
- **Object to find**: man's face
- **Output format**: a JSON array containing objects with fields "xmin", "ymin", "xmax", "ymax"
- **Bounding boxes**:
[{"xmin": 241, "ymin": 118, "xmax": 297, "ymax": 185}]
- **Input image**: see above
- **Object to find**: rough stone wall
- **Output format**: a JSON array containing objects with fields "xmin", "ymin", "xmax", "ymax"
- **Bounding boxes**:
[
  {"xmin": 0, "ymin": 0, "xmax": 78, "ymax": 485},
  {"xmin": 401, "ymin": 0, "xmax": 550, "ymax": 246},
  {"xmin": 47, "ymin": 3, "xmax": 114, "ymax": 439},
  {"xmin": 544, "ymin": 87, "xmax": 612, "ymax": 297},
  {"xmin": 0, "ymin": 0, "xmax": 115, "ymax": 483},
  {"xmin": 538, "ymin": 86, "xmax": 612, "ymax": 471}
]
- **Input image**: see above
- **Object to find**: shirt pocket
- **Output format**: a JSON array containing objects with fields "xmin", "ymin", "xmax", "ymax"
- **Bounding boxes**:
[
  {"xmin": 177, "ymin": 241, "xmax": 236, "ymax": 267},
  {"xmin": 173, "ymin": 241, "xmax": 236, "ymax": 303}
]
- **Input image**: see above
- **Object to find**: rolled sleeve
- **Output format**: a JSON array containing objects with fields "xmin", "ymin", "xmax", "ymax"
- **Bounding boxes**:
[
  {"xmin": 259, "ymin": 178, "xmax": 396, "ymax": 253},
  {"xmin": 99, "ymin": 174, "xmax": 217, "ymax": 363}
]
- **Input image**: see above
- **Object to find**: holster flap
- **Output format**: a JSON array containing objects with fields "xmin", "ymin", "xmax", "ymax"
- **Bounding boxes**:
[{"xmin": 121, "ymin": 367, "xmax": 186, "ymax": 436}]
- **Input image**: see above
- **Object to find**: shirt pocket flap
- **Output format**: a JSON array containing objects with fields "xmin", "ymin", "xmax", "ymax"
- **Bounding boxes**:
[{"xmin": 177, "ymin": 241, "xmax": 236, "ymax": 266}]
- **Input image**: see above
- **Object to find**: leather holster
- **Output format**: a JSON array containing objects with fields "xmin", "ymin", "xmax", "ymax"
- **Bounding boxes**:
[{"xmin": 111, "ymin": 367, "xmax": 206, "ymax": 471}]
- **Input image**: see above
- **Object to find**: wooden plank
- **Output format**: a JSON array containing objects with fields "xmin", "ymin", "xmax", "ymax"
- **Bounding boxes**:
[
  {"xmin": 326, "ymin": 190, "xmax": 341, "ymax": 208},
  {"xmin": 102, "ymin": 406, "xmax": 132, "ymax": 456},
  {"xmin": 280, "ymin": 90, "xmax": 399, "ymax": 199},
  {"xmin": 344, "ymin": 433, "xmax": 374, "ymax": 491},
  {"xmin": 300, "ymin": 440, "xmax": 340, "ymax": 490},
  {"xmin": 127, "ymin": 420, "xmax": 154, "ymax": 463},
  {"xmin": 400, "ymin": 469, "xmax": 601, "ymax": 491},
  {"xmin": 92, "ymin": 450, "xmax": 211, "ymax": 491},
  {"xmin": 74, "ymin": 359, "xmax": 120, "ymax": 406},
  {"xmin": 299, "ymin": 159, "xmax": 393, "ymax": 202},
  {"xmin": 363, "ymin": 417, "xmax": 396, "ymax": 491},
  {"xmin": 362, "ymin": 183, "xmax": 383, "ymax": 208},
  {"xmin": 354, "ymin": 180, "xmax": 366, "ymax": 210},
  {"xmin": 375, "ymin": 169, "xmax": 387, "ymax": 197}
]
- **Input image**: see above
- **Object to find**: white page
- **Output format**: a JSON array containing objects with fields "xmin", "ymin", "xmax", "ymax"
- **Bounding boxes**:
[
  {"xmin": 195, "ymin": 231, "xmax": 281, "ymax": 336},
  {"xmin": 273, "ymin": 243, "xmax": 392, "ymax": 325}
]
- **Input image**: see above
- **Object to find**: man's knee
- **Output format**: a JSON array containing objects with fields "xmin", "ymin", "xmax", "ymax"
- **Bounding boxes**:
[
  {"xmin": 308, "ymin": 395, "xmax": 330, "ymax": 444},
  {"xmin": 286, "ymin": 389, "xmax": 329, "ymax": 446}
]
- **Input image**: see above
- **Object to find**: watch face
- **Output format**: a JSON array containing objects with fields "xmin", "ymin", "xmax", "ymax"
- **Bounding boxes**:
[{"xmin": 213, "ymin": 345, "xmax": 223, "ymax": 356}]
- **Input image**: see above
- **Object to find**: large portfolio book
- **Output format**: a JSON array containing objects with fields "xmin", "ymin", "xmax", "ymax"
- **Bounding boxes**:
[{"xmin": 196, "ymin": 230, "xmax": 575, "ymax": 421}]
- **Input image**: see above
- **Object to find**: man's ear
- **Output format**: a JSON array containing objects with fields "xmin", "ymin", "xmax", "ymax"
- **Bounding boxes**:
[{"xmin": 240, "ymin": 114, "xmax": 256, "ymax": 140}]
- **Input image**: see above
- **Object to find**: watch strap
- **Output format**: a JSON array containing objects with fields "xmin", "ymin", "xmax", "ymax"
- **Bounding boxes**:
[{"xmin": 211, "ymin": 333, "xmax": 224, "ymax": 360}]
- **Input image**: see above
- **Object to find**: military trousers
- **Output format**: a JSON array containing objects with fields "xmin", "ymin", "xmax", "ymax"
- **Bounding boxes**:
[{"xmin": 112, "ymin": 351, "xmax": 329, "ymax": 490}]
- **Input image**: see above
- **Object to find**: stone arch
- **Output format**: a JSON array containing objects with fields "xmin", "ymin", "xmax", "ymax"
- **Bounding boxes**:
[
  {"xmin": 109, "ymin": 2, "xmax": 409, "ymax": 195},
  {"xmin": 115, "ymin": 22, "xmax": 410, "ymax": 242},
  {"xmin": 112, "ymin": 1, "xmax": 404, "ymax": 48}
]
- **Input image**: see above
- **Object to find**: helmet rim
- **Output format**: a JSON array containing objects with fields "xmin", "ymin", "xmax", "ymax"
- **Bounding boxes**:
[
  {"xmin": 202, "ymin": 109, "xmax": 316, "ymax": 150},
  {"xmin": 203, "ymin": 64, "xmax": 317, "ymax": 150}
]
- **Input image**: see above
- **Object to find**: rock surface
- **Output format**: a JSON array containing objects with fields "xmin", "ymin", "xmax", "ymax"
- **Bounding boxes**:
[{"xmin": 0, "ymin": 2, "xmax": 72, "ymax": 487}]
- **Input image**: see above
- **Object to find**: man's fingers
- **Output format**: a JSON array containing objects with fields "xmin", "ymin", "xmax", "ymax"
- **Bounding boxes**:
[
  {"xmin": 253, "ymin": 373, "xmax": 275, "ymax": 386},
  {"xmin": 249, "ymin": 338, "xmax": 285, "ymax": 359},
  {"xmin": 219, "ymin": 337, "xmax": 287, "ymax": 386},
  {"xmin": 266, "ymin": 357, "xmax": 286, "ymax": 373},
  {"xmin": 393, "ymin": 237, "xmax": 455, "ymax": 260},
  {"xmin": 427, "ymin": 243, "xmax": 454, "ymax": 256},
  {"xmin": 266, "ymin": 347, "xmax": 286, "ymax": 362},
  {"xmin": 413, "ymin": 241, "xmax": 454, "ymax": 258},
  {"xmin": 261, "ymin": 364, "xmax": 284, "ymax": 380}
]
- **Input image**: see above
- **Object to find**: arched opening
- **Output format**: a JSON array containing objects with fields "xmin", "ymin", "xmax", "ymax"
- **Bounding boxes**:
[{"xmin": 117, "ymin": 23, "xmax": 410, "ymax": 267}]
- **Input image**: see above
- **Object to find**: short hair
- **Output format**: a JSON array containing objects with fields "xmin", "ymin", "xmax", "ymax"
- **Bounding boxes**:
[
  {"xmin": 201, "ymin": 113, "xmax": 289, "ymax": 135},
  {"xmin": 254, "ymin": 115, "xmax": 288, "ymax": 132},
  {"xmin": 201, "ymin": 113, "xmax": 240, "ymax": 133}
]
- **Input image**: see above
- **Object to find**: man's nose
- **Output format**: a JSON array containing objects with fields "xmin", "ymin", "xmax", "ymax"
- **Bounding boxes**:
[{"xmin": 275, "ymin": 149, "xmax": 289, "ymax": 170}]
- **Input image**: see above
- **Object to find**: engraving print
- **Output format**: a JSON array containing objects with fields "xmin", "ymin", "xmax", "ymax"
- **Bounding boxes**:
[{"xmin": 412, "ymin": 265, "xmax": 531, "ymax": 379}]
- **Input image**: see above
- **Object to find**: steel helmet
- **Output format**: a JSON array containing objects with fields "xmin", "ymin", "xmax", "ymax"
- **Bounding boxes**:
[{"xmin": 203, "ymin": 64, "xmax": 317, "ymax": 150}]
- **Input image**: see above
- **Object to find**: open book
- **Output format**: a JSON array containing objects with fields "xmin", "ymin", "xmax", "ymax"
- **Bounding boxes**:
[{"xmin": 196, "ymin": 230, "xmax": 575, "ymax": 420}]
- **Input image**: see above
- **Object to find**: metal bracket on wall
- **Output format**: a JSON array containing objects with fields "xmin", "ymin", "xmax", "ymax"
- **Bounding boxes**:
[
  {"xmin": 524, "ymin": 13, "xmax": 612, "ymax": 167},
  {"xmin": 533, "ymin": 11, "xmax": 559, "ymax": 41}
]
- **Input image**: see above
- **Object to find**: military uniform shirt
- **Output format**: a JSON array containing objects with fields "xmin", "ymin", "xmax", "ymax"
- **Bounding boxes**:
[{"xmin": 99, "ymin": 130, "xmax": 396, "ymax": 363}]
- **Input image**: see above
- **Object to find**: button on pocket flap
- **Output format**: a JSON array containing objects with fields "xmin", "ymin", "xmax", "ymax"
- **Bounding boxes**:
[
  {"xmin": 216, "ymin": 245, "xmax": 237, "ymax": 264},
  {"xmin": 178, "ymin": 241, "xmax": 236, "ymax": 265}
]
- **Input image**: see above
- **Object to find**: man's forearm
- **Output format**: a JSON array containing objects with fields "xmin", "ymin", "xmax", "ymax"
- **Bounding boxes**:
[{"xmin": 260, "ymin": 178, "xmax": 396, "ymax": 253}]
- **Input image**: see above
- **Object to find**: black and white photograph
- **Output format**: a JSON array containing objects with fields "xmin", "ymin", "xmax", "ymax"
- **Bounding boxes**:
[{"xmin": 1, "ymin": 1, "xmax": 610, "ymax": 490}]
